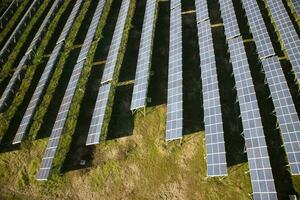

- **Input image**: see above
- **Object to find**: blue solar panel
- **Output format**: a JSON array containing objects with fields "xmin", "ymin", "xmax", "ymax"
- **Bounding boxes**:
[
  {"xmin": 37, "ymin": 0, "xmax": 106, "ymax": 181},
  {"xmin": 131, "ymin": 0, "xmax": 157, "ymax": 110},
  {"xmin": 228, "ymin": 37, "xmax": 278, "ymax": 200},
  {"xmin": 262, "ymin": 56, "xmax": 300, "ymax": 175},
  {"xmin": 265, "ymin": 0, "xmax": 300, "ymax": 81},
  {"xmin": 195, "ymin": 0, "xmax": 209, "ymax": 22},
  {"xmin": 290, "ymin": 0, "xmax": 300, "ymax": 17},
  {"xmin": 196, "ymin": 19, "xmax": 227, "ymax": 176},
  {"xmin": 101, "ymin": 0, "xmax": 131, "ymax": 84},
  {"xmin": 166, "ymin": 0, "xmax": 183, "ymax": 141}
]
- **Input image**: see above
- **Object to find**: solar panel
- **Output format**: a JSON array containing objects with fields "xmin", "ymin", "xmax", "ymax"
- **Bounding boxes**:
[
  {"xmin": 13, "ymin": 43, "xmax": 64, "ymax": 144},
  {"xmin": 218, "ymin": 0, "xmax": 240, "ymax": 39},
  {"xmin": 290, "ymin": 0, "xmax": 300, "ymax": 17},
  {"xmin": 130, "ymin": 0, "xmax": 157, "ymax": 110},
  {"xmin": 196, "ymin": 20, "xmax": 227, "ymax": 176},
  {"xmin": 261, "ymin": 56, "xmax": 300, "ymax": 175},
  {"xmin": 0, "ymin": 54, "xmax": 29, "ymax": 111},
  {"xmin": 241, "ymin": 0, "xmax": 275, "ymax": 59},
  {"xmin": 37, "ymin": 0, "xmax": 106, "ymax": 180},
  {"xmin": 86, "ymin": 83, "xmax": 111, "ymax": 145},
  {"xmin": 56, "ymin": 0, "xmax": 83, "ymax": 45},
  {"xmin": 0, "ymin": 0, "xmax": 20, "ymax": 29},
  {"xmin": 0, "ymin": 0, "xmax": 43, "ymax": 65},
  {"xmin": 101, "ymin": 0, "xmax": 131, "ymax": 84},
  {"xmin": 265, "ymin": 0, "xmax": 300, "ymax": 80},
  {"xmin": 228, "ymin": 37, "xmax": 278, "ymax": 200},
  {"xmin": 195, "ymin": 0, "xmax": 209, "ymax": 22},
  {"xmin": 0, "ymin": 0, "xmax": 62, "ymax": 111},
  {"xmin": 166, "ymin": 0, "xmax": 183, "ymax": 141},
  {"xmin": 26, "ymin": 0, "xmax": 63, "ymax": 55}
]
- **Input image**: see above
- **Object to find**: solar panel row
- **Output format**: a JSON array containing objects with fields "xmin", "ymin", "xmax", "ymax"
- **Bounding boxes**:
[
  {"xmin": 130, "ymin": 0, "xmax": 157, "ymax": 110},
  {"xmin": 86, "ymin": 0, "xmax": 132, "ymax": 145},
  {"xmin": 195, "ymin": 0, "xmax": 209, "ymax": 22},
  {"xmin": 37, "ymin": 0, "xmax": 106, "ymax": 181},
  {"xmin": 26, "ymin": 0, "xmax": 63, "ymax": 55},
  {"xmin": 196, "ymin": 19, "xmax": 227, "ymax": 176},
  {"xmin": 218, "ymin": 0, "xmax": 240, "ymax": 39},
  {"xmin": 13, "ymin": 43, "xmax": 64, "ymax": 144},
  {"xmin": 0, "ymin": 0, "xmax": 63, "ymax": 111},
  {"xmin": 101, "ymin": 0, "xmax": 131, "ymax": 84},
  {"xmin": 241, "ymin": 0, "xmax": 275, "ymax": 59},
  {"xmin": 0, "ymin": 0, "xmax": 20, "ymax": 29},
  {"xmin": 166, "ymin": 0, "xmax": 183, "ymax": 141},
  {"xmin": 265, "ymin": 0, "xmax": 300, "ymax": 81},
  {"xmin": 228, "ymin": 37, "xmax": 277, "ymax": 200},
  {"xmin": 56, "ymin": 0, "xmax": 83, "ymax": 45},
  {"xmin": 0, "ymin": 0, "xmax": 43, "ymax": 66},
  {"xmin": 261, "ymin": 56, "xmax": 300, "ymax": 175}
]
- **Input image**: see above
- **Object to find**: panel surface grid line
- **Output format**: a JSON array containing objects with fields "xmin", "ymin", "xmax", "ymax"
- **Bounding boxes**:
[
  {"xmin": 241, "ymin": 0, "xmax": 275, "ymax": 58},
  {"xmin": 36, "ymin": 0, "xmax": 106, "ymax": 180},
  {"xmin": 262, "ymin": 56, "xmax": 300, "ymax": 175},
  {"xmin": 101, "ymin": 0, "xmax": 131, "ymax": 84},
  {"xmin": 265, "ymin": 0, "xmax": 300, "ymax": 80},
  {"xmin": 218, "ymin": 0, "xmax": 240, "ymax": 39},
  {"xmin": 195, "ymin": 0, "xmax": 209, "ymax": 22},
  {"xmin": 0, "ymin": 0, "xmax": 61, "ymax": 110},
  {"xmin": 130, "ymin": 0, "xmax": 156, "ymax": 110},
  {"xmin": 13, "ymin": 43, "xmax": 64, "ymax": 144},
  {"xmin": 228, "ymin": 37, "xmax": 277, "ymax": 200},
  {"xmin": 166, "ymin": 0, "xmax": 183, "ymax": 141},
  {"xmin": 196, "ymin": 20, "xmax": 227, "ymax": 176},
  {"xmin": 0, "ymin": 0, "xmax": 42, "ymax": 59},
  {"xmin": 56, "ymin": 0, "xmax": 83, "ymax": 45},
  {"xmin": 86, "ymin": 83, "xmax": 111, "ymax": 145}
]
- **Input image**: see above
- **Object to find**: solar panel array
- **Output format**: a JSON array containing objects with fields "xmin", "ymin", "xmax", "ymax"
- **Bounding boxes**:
[
  {"xmin": 0, "ymin": 0, "xmax": 62, "ymax": 111},
  {"xmin": 0, "ymin": 0, "xmax": 20, "ymax": 29},
  {"xmin": 241, "ymin": 0, "xmax": 275, "ymax": 59},
  {"xmin": 101, "ymin": 0, "xmax": 131, "ymax": 84},
  {"xmin": 228, "ymin": 37, "xmax": 277, "ymax": 200},
  {"xmin": 86, "ymin": 0, "xmax": 132, "ymax": 145},
  {"xmin": 26, "ymin": 0, "xmax": 63, "ymax": 55},
  {"xmin": 262, "ymin": 56, "xmax": 300, "ymax": 175},
  {"xmin": 218, "ymin": 0, "xmax": 240, "ymax": 39},
  {"xmin": 290, "ymin": 0, "xmax": 300, "ymax": 17},
  {"xmin": 86, "ymin": 83, "xmax": 111, "ymax": 145},
  {"xmin": 0, "ymin": 0, "xmax": 43, "ymax": 65},
  {"xmin": 265, "ymin": 0, "xmax": 300, "ymax": 81},
  {"xmin": 37, "ymin": 0, "xmax": 106, "ymax": 180},
  {"xmin": 130, "ymin": 0, "xmax": 157, "ymax": 110},
  {"xmin": 56, "ymin": 0, "xmax": 83, "ymax": 45},
  {"xmin": 13, "ymin": 0, "xmax": 84, "ymax": 144},
  {"xmin": 196, "ymin": 19, "xmax": 227, "ymax": 176},
  {"xmin": 195, "ymin": 0, "xmax": 209, "ymax": 22},
  {"xmin": 166, "ymin": 0, "xmax": 183, "ymax": 141},
  {"xmin": 13, "ymin": 43, "xmax": 64, "ymax": 144}
]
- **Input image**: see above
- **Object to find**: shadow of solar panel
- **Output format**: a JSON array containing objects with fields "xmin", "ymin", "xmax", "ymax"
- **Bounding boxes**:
[
  {"xmin": 262, "ymin": 56, "xmax": 300, "ymax": 175},
  {"xmin": 37, "ymin": 0, "xmax": 106, "ymax": 180},
  {"xmin": 101, "ymin": 0, "xmax": 131, "ymax": 84},
  {"xmin": 131, "ymin": 0, "xmax": 157, "ymax": 110},
  {"xmin": 196, "ymin": 19, "xmax": 227, "ymax": 176},
  {"xmin": 227, "ymin": 37, "xmax": 277, "ymax": 200},
  {"xmin": 166, "ymin": 0, "xmax": 183, "ymax": 141},
  {"xmin": 265, "ymin": 0, "xmax": 300, "ymax": 80},
  {"xmin": 219, "ymin": 0, "xmax": 240, "ymax": 39},
  {"xmin": 86, "ymin": 83, "xmax": 111, "ymax": 145}
]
